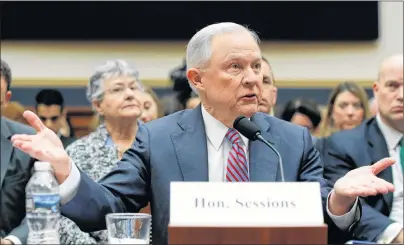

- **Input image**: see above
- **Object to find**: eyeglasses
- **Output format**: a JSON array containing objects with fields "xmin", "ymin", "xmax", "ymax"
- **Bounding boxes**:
[
  {"xmin": 105, "ymin": 85, "xmax": 142, "ymax": 96},
  {"xmin": 39, "ymin": 115, "xmax": 60, "ymax": 122}
]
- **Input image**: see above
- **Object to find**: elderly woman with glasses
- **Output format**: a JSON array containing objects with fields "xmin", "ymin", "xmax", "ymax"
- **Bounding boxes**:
[{"xmin": 59, "ymin": 60, "xmax": 148, "ymax": 244}]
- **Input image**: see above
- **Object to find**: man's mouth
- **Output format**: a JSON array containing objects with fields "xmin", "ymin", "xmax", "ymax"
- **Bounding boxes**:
[
  {"xmin": 123, "ymin": 104, "xmax": 137, "ymax": 109},
  {"xmin": 241, "ymin": 93, "xmax": 257, "ymax": 99}
]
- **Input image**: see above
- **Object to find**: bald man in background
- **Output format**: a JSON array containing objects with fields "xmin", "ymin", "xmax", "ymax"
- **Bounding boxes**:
[
  {"xmin": 369, "ymin": 97, "xmax": 379, "ymax": 117},
  {"xmin": 258, "ymin": 57, "xmax": 277, "ymax": 115},
  {"xmin": 322, "ymin": 54, "xmax": 404, "ymax": 244}
]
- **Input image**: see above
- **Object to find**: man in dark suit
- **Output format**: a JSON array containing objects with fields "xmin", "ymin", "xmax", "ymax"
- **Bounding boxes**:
[
  {"xmin": 12, "ymin": 23, "xmax": 396, "ymax": 245},
  {"xmin": 257, "ymin": 56, "xmax": 277, "ymax": 116},
  {"xmin": 322, "ymin": 54, "xmax": 403, "ymax": 243},
  {"xmin": 35, "ymin": 89, "xmax": 76, "ymax": 148},
  {"xmin": 1, "ymin": 60, "xmax": 35, "ymax": 244}
]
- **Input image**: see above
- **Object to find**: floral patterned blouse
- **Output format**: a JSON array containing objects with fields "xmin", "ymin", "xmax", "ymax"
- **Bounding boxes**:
[{"xmin": 59, "ymin": 124, "xmax": 144, "ymax": 244}]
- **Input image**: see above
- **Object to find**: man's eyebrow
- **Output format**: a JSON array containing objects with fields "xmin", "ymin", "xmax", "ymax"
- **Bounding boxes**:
[{"xmin": 385, "ymin": 79, "xmax": 402, "ymax": 83}]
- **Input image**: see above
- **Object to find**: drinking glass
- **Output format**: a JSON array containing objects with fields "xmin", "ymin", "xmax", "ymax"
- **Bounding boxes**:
[{"xmin": 106, "ymin": 213, "xmax": 151, "ymax": 244}]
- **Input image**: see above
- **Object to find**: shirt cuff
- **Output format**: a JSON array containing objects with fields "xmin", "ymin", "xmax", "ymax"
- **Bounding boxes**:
[
  {"xmin": 4, "ymin": 235, "xmax": 22, "ymax": 245},
  {"xmin": 326, "ymin": 189, "xmax": 360, "ymax": 230},
  {"xmin": 59, "ymin": 159, "xmax": 81, "ymax": 205},
  {"xmin": 377, "ymin": 222, "xmax": 403, "ymax": 244}
]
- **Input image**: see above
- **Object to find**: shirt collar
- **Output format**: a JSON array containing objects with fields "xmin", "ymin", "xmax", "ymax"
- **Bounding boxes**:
[
  {"xmin": 200, "ymin": 104, "xmax": 249, "ymax": 151},
  {"xmin": 376, "ymin": 114, "xmax": 403, "ymax": 150}
]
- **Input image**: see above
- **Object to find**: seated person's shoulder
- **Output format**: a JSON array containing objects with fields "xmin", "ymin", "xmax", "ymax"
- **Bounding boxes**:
[
  {"xmin": 259, "ymin": 112, "xmax": 309, "ymax": 136},
  {"xmin": 323, "ymin": 121, "xmax": 370, "ymax": 158},
  {"xmin": 327, "ymin": 121, "xmax": 367, "ymax": 144},
  {"xmin": 2, "ymin": 116, "xmax": 36, "ymax": 135},
  {"xmin": 63, "ymin": 135, "xmax": 77, "ymax": 147}
]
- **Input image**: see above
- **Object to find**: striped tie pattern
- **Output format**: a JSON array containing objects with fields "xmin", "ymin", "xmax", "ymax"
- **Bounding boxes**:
[{"xmin": 225, "ymin": 128, "xmax": 249, "ymax": 182}]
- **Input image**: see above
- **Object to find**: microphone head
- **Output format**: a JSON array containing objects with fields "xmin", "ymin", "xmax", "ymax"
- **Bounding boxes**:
[{"xmin": 233, "ymin": 116, "xmax": 261, "ymax": 141}]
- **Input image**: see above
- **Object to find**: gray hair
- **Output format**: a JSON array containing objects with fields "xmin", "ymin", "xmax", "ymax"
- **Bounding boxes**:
[
  {"xmin": 0, "ymin": 59, "xmax": 12, "ymax": 90},
  {"xmin": 186, "ymin": 22, "xmax": 261, "ymax": 94},
  {"xmin": 86, "ymin": 60, "xmax": 144, "ymax": 103}
]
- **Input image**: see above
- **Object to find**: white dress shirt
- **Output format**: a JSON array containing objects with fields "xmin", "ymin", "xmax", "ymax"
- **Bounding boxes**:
[
  {"xmin": 375, "ymin": 115, "xmax": 403, "ymax": 244},
  {"xmin": 55, "ymin": 105, "xmax": 358, "ymax": 236},
  {"xmin": 201, "ymin": 105, "xmax": 249, "ymax": 181}
]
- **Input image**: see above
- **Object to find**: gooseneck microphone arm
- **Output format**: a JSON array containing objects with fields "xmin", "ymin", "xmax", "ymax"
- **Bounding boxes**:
[
  {"xmin": 256, "ymin": 134, "xmax": 285, "ymax": 182},
  {"xmin": 233, "ymin": 116, "xmax": 285, "ymax": 182}
]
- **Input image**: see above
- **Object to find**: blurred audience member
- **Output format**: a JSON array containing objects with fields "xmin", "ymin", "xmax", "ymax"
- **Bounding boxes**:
[
  {"xmin": 140, "ymin": 86, "xmax": 163, "ymax": 123},
  {"xmin": 59, "ymin": 60, "xmax": 145, "ymax": 244},
  {"xmin": 35, "ymin": 89, "xmax": 76, "ymax": 148},
  {"xmin": 322, "ymin": 54, "xmax": 403, "ymax": 244},
  {"xmin": 185, "ymin": 92, "xmax": 200, "ymax": 109},
  {"xmin": 1, "ymin": 59, "xmax": 34, "ymax": 245},
  {"xmin": 369, "ymin": 96, "xmax": 379, "ymax": 117},
  {"xmin": 59, "ymin": 115, "xmax": 75, "ymax": 138},
  {"xmin": 280, "ymin": 98, "xmax": 322, "ymax": 134},
  {"xmin": 318, "ymin": 81, "xmax": 370, "ymax": 137},
  {"xmin": 258, "ymin": 56, "xmax": 277, "ymax": 115},
  {"xmin": 2, "ymin": 101, "xmax": 29, "ymax": 125},
  {"xmin": 160, "ymin": 59, "xmax": 191, "ymax": 115}
]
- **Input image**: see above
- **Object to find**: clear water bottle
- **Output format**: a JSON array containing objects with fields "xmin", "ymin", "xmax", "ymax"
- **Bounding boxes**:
[{"xmin": 26, "ymin": 161, "xmax": 61, "ymax": 244}]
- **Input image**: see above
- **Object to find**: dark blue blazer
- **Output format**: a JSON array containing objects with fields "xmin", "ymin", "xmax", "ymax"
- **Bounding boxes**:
[
  {"xmin": 323, "ymin": 118, "xmax": 394, "ymax": 242},
  {"xmin": 62, "ymin": 106, "xmax": 356, "ymax": 244},
  {"xmin": 1, "ymin": 117, "xmax": 35, "ymax": 243}
]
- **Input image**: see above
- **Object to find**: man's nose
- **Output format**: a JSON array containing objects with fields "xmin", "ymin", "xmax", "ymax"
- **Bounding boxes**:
[
  {"xmin": 44, "ymin": 120, "xmax": 53, "ymax": 127},
  {"xmin": 243, "ymin": 68, "xmax": 262, "ymax": 86},
  {"xmin": 124, "ymin": 90, "xmax": 136, "ymax": 100}
]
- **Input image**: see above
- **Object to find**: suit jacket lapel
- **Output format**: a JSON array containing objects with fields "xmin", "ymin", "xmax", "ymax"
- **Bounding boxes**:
[
  {"xmin": 366, "ymin": 118, "xmax": 393, "ymax": 208},
  {"xmin": 171, "ymin": 105, "xmax": 209, "ymax": 182},
  {"xmin": 249, "ymin": 114, "xmax": 281, "ymax": 182},
  {"xmin": 1, "ymin": 118, "xmax": 13, "ymax": 186}
]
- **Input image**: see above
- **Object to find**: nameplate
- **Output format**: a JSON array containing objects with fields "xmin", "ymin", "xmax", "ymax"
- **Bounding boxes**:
[{"xmin": 170, "ymin": 182, "xmax": 324, "ymax": 227}]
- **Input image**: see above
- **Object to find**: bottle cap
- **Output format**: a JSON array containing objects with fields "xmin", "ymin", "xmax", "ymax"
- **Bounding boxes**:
[{"xmin": 34, "ymin": 161, "xmax": 53, "ymax": 172}]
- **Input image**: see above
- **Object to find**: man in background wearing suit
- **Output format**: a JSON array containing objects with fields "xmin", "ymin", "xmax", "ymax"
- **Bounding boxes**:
[
  {"xmin": 258, "ymin": 56, "xmax": 277, "ymax": 115},
  {"xmin": 12, "ymin": 23, "xmax": 396, "ymax": 245},
  {"xmin": 35, "ymin": 89, "xmax": 76, "ymax": 148},
  {"xmin": 0, "ymin": 60, "xmax": 35, "ymax": 245},
  {"xmin": 322, "ymin": 54, "xmax": 403, "ymax": 244}
]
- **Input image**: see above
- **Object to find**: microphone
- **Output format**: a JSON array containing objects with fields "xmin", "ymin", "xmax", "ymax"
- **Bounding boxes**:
[{"xmin": 233, "ymin": 116, "xmax": 285, "ymax": 182}]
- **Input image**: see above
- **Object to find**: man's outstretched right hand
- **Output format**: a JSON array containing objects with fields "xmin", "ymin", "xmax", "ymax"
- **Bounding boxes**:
[{"xmin": 11, "ymin": 110, "xmax": 71, "ymax": 183}]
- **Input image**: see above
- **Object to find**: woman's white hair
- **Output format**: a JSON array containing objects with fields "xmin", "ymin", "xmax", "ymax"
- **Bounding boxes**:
[
  {"xmin": 86, "ymin": 59, "xmax": 143, "ymax": 103},
  {"xmin": 185, "ymin": 22, "xmax": 261, "ymax": 94}
]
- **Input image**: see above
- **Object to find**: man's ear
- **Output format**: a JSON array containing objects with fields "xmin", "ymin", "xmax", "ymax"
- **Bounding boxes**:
[
  {"xmin": 272, "ymin": 87, "xmax": 278, "ymax": 105},
  {"xmin": 186, "ymin": 68, "xmax": 204, "ymax": 92},
  {"xmin": 61, "ymin": 108, "xmax": 68, "ymax": 117},
  {"xmin": 372, "ymin": 81, "xmax": 379, "ymax": 99},
  {"xmin": 4, "ymin": 91, "xmax": 11, "ymax": 106},
  {"xmin": 61, "ymin": 107, "xmax": 67, "ymax": 119}
]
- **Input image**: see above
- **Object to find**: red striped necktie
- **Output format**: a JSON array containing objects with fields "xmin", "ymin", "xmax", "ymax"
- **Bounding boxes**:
[{"xmin": 225, "ymin": 128, "xmax": 249, "ymax": 182}]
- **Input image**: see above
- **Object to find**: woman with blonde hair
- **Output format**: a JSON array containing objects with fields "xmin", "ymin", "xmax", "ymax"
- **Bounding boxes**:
[
  {"xmin": 140, "ymin": 86, "xmax": 164, "ymax": 123},
  {"xmin": 318, "ymin": 81, "xmax": 371, "ymax": 137}
]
